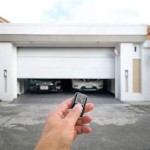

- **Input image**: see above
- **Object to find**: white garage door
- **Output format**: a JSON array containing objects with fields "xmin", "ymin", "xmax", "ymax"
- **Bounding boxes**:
[{"xmin": 17, "ymin": 48, "xmax": 115, "ymax": 79}]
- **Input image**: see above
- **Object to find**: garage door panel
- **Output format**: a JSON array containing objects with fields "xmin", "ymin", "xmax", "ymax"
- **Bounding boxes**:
[{"xmin": 17, "ymin": 48, "xmax": 115, "ymax": 79}]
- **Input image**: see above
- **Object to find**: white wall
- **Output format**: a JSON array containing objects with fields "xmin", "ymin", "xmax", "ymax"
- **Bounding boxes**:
[
  {"xmin": 141, "ymin": 45, "xmax": 150, "ymax": 100},
  {"xmin": 0, "ymin": 43, "xmax": 17, "ymax": 101},
  {"xmin": 120, "ymin": 43, "xmax": 132, "ymax": 101},
  {"xmin": 0, "ymin": 42, "xmax": 149, "ymax": 102},
  {"xmin": 119, "ymin": 43, "xmax": 144, "ymax": 101}
]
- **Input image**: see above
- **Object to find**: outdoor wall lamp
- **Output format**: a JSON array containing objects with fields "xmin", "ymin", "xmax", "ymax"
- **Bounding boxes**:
[
  {"xmin": 125, "ymin": 69, "xmax": 128, "ymax": 78},
  {"xmin": 4, "ymin": 69, "xmax": 7, "ymax": 78},
  {"xmin": 125, "ymin": 69, "xmax": 128, "ymax": 92}
]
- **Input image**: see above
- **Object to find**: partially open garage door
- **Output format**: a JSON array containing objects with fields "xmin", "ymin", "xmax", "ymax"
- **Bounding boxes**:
[{"xmin": 17, "ymin": 48, "xmax": 115, "ymax": 79}]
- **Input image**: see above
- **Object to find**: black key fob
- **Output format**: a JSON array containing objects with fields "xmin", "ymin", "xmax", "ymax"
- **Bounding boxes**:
[{"xmin": 71, "ymin": 92, "xmax": 87, "ymax": 117}]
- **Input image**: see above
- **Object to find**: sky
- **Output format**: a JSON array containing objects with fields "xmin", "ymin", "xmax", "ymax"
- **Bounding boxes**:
[{"xmin": 0, "ymin": 0, "xmax": 149, "ymax": 24}]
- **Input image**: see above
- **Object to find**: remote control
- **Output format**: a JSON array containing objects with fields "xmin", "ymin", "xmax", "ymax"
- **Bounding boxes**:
[{"xmin": 71, "ymin": 92, "xmax": 87, "ymax": 117}]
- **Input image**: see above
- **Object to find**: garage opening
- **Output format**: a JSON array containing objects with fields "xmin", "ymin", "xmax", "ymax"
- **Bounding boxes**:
[
  {"xmin": 17, "ymin": 79, "xmax": 115, "ymax": 96},
  {"xmin": 17, "ymin": 79, "xmax": 72, "ymax": 95},
  {"xmin": 16, "ymin": 47, "xmax": 116, "ymax": 98}
]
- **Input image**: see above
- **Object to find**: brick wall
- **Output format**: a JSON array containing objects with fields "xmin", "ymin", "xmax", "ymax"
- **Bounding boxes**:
[
  {"xmin": 0, "ymin": 17, "xmax": 9, "ymax": 23},
  {"xmin": 147, "ymin": 25, "xmax": 150, "ymax": 40}
]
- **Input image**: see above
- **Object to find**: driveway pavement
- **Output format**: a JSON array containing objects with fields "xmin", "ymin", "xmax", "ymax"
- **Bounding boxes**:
[{"xmin": 0, "ymin": 93, "xmax": 150, "ymax": 150}]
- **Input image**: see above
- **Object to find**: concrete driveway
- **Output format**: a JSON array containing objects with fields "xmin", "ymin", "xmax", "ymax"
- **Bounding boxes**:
[{"xmin": 0, "ymin": 93, "xmax": 150, "ymax": 150}]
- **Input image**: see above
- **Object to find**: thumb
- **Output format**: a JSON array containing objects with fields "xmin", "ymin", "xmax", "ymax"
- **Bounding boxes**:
[{"xmin": 65, "ymin": 103, "xmax": 83, "ymax": 126}]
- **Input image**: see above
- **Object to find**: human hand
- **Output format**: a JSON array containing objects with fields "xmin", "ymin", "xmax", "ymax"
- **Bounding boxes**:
[{"xmin": 34, "ymin": 97, "xmax": 94, "ymax": 150}]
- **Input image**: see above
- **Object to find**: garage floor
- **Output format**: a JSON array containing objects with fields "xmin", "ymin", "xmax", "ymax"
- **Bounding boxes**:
[
  {"xmin": 1, "ymin": 93, "xmax": 150, "ymax": 150},
  {"xmin": 11, "ymin": 91, "xmax": 120, "ymax": 104}
]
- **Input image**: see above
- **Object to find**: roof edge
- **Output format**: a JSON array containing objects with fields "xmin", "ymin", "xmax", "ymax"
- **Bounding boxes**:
[{"xmin": 0, "ymin": 24, "xmax": 147, "ymax": 36}]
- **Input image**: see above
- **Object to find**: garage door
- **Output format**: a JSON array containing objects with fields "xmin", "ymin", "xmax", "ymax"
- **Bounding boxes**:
[{"xmin": 17, "ymin": 48, "xmax": 115, "ymax": 79}]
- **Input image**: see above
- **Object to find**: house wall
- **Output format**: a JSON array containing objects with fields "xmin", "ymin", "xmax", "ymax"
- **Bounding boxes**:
[
  {"xmin": 0, "ymin": 42, "xmax": 149, "ymax": 102},
  {"xmin": 119, "ymin": 43, "xmax": 147, "ymax": 101},
  {"xmin": 0, "ymin": 24, "xmax": 148, "ymax": 101},
  {"xmin": 0, "ymin": 43, "xmax": 17, "ymax": 101},
  {"xmin": 141, "ymin": 44, "xmax": 150, "ymax": 100},
  {"xmin": 120, "ymin": 43, "xmax": 132, "ymax": 101}
]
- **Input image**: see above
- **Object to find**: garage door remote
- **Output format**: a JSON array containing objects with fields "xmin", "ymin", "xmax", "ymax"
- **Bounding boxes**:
[{"xmin": 71, "ymin": 92, "xmax": 87, "ymax": 117}]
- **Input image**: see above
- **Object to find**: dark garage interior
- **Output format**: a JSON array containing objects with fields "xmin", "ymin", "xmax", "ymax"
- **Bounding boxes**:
[{"xmin": 12, "ymin": 78, "xmax": 118, "ymax": 104}]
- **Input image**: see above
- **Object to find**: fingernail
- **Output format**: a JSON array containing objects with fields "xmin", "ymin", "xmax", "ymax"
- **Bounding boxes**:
[{"xmin": 74, "ymin": 103, "xmax": 83, "ymax": 113}]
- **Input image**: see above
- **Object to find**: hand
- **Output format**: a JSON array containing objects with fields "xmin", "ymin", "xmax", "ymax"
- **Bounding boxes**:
[{"xmin": 34, "ymin": 97, "xmax": 94, "ymax": 150}]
